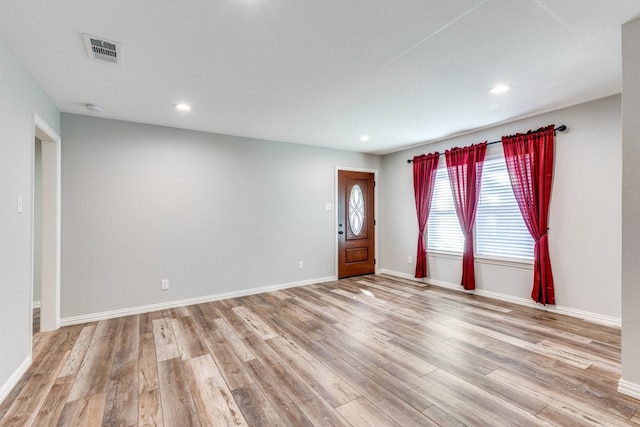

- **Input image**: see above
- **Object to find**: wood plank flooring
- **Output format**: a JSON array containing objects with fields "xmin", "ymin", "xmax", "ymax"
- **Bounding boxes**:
[
  {"xmin": 32, "ymin": 308, "xmax": 40, "ymax": 335},
  {"xmin": 1, "ymin": 274, "xmax": 638, "ymax": 426}
]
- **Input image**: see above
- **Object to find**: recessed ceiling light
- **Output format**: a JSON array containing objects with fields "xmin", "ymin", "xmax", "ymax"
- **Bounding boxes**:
[
  {"xmin": 174, "ymin": 103, "xmax": 191, "ymax": 111},
  {"xmin": 489, "ymin": 84, "xmax": 511, "ymax": 95},
  {"xmin": 85, "ymin": 103, "xmax": 102, "ymax": 112},
  {"xmin": 360, "ymin": 135, "xmax": 370, "ymax": 142}
]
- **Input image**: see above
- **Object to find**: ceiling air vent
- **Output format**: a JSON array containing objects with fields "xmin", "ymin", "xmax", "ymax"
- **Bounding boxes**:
[{"xmin": 83, "ymin": 34, "xmax": 121, "ymax": 65}]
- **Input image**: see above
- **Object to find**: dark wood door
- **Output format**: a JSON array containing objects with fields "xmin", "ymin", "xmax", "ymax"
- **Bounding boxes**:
[{"xmin": 338, "ymin": 170, "xmax": 375, "ymax": 278}]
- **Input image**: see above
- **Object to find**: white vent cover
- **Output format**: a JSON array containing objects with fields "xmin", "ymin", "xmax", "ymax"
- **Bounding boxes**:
[{"xmin": 83, "ymin": 34, "xmax": 121, "ymax": 65}]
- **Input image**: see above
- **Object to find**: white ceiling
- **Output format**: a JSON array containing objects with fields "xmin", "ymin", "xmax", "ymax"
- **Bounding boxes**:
[{"xmin": 1, "ymin": 1, "xmax": 639, "ymax": 154}]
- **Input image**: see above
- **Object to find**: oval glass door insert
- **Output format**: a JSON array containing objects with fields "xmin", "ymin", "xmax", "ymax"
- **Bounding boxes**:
[{"xmin": 349, "ymin": 184, "xmax": 365, "ymax": 236}]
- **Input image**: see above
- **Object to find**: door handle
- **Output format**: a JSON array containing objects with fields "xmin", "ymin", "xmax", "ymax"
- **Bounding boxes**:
[{"xmin": 338, "ymin": 231, "xmax": 344, "ymax": 234}]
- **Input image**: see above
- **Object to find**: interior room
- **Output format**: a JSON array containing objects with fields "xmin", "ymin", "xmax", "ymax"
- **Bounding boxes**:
[{"xmin": 1, "ymin": 1, "xmax": 640, "ymax": 425}]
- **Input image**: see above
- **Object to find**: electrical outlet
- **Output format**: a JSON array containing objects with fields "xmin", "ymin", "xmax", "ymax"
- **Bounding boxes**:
[
  {"xmin": 408, "ymin": 256, "xmax": 413, "ymax": 264},
  {"xmin": 161, "ymin": 279, "xmax": 169, "ymax": 290},
  {"xmin": 298, "ymin": 261, "xmax": 304, "ymax": 270}
]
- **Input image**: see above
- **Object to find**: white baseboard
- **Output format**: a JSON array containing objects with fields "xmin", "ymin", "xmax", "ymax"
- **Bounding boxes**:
[
  {"xmin": 0, "ymin": 356, "xmax": 31, "ymax": 404},
  {"xmin": 474, "ymin": 288, "xmax": 621, "ymax": 328},
  {"xmin": 380, "ymin": 269, "xmax": 621, "ymax": 328},
  {"xmin": 32, "ymin": 301, "xmax": 41, "ymax": 309},
  {"xmin": 377, "ymin": 269, "xmax": 426, "ymax": 283},
  {"xmin": 60, "ymin": 276, "xmax": 336, "ymax": 326},
  {"xmin": 376, "ymin": 268, "xmax": 424, "ymax": 283},
  {"xmin": 425, "ymin": 277, "xmax": 475, "ymax": 293},
  {"xmin": 377, "ymin": 269, "xmax": 416, "ymax": 280},
  {"xmin": 618, "ymin": 379, "xmax": 640, "ymax": 400}
]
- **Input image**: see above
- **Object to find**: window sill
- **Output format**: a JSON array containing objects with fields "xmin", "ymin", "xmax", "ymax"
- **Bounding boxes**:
[
  {"xmin": 427, "ymin": 251, "xmax": 533, "ymax": 270},
  {"xmin": 475, "ymin": 255, "xmax": 534, "ymax": 270},
  {"xmin": 427, "ymin": 250, "xmax": 462, "ymax": 261}
]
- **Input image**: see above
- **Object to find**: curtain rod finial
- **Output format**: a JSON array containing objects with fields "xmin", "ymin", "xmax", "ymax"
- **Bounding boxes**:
[
  {"xmin": 556, "ymin": 125, "xmax": 567, "ymax": 132},
  {"xmin": 407, "ymin": 159, "xmax": 413, "ymax": 164}
]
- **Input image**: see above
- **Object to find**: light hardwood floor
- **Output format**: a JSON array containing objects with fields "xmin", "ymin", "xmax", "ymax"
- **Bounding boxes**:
[
  {"xmin": 32, "ymin": 308, "xmax": 40, "ymax": 335},
  {"xmin": 1, "ymin": 275, "xmax": 638, "ymax": 426}
]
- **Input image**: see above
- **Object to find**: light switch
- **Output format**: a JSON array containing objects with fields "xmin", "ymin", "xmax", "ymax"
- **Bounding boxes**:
[
  {"xmin": 17, "ymin": 195, "xmax": 23, "ymax": 213},
  {"xmin": 325, "ymin": 203, "xmax": 332, "ymax": 211}
]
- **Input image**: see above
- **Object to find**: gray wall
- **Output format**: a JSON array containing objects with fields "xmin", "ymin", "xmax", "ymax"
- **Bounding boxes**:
[
  {"xmin": 61, "ymin": 97, "xmax": 625, "ymax": 323},
  {"xmin": 380, "ymin": 95, "xmax": 622, "ymax": 321},
  {"xmin": 621, "ymin": 17, "xmax": 640, "ymax": 393},
  {"xmin": 0, "ymin": 40, "xmax": 59, "ymax": 396},
  {"xmin": 60, "ymin": 114, "xmax": 380, "ymax": 318}
]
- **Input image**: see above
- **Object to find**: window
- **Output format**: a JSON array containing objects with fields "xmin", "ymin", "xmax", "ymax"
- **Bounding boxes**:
[
  {"xmin": 476, "ymin": 158, "xmax": 534, "ymax": 260},
  {"xmin": 427, "ymin": 167, "xmax": 464, "ymax": 253},
  {"xmin": 426, "ymin": 157, "xmax": 534, "ymax": 261},
  {"xmin": 349, "ymin": 184, "xmax": 365, "ymax": 236}
]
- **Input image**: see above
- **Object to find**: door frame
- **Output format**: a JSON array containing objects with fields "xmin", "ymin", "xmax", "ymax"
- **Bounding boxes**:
[
  {"xmin": 32, "ymin": 114, "xmax": 61, "ymax": 333},
  {"xmin": 335, "ymin": 166, "xmax": 378, "ymax": 279}
]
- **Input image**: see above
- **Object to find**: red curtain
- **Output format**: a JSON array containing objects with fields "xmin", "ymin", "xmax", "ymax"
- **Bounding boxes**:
[
  {"xmin": 413, "ymin": 153, "xmax": 440, "ymax": 278},
  {"xmin": 502, "ymin": 125, "xmax": 555, "ymax": 305},
  {"xmin": 444, "ymin": 142, "xmax": 487, "ymax": 290}
]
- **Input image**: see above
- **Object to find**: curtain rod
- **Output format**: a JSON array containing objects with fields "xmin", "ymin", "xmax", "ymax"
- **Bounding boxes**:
[{"xmin": 406, "ymin": 125, "xmax": 567, "ymax": 163}]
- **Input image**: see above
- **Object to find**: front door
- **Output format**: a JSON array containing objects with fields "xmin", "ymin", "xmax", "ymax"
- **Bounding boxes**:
[{"xmin": 338, "ymin": 170, "xmax": 375, "ymax": 278}]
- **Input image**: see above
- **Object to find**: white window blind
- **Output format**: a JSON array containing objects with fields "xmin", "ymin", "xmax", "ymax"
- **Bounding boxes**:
[
  {"xmin": 427, "ymin": 167, "xmax": 464, "ymax": 253},
  {"xmin": 426, "ymin": 157, "xmax": 534, "ymax": 261},
  {"xmin": 476, "ymin": 157, "xmax": 534, "ymax": 260}
]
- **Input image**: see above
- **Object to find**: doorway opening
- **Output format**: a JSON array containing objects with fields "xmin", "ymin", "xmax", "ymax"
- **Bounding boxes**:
[{"xmin": 33, "ymin": 115, "xmax": 61, "ymax": 333}]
